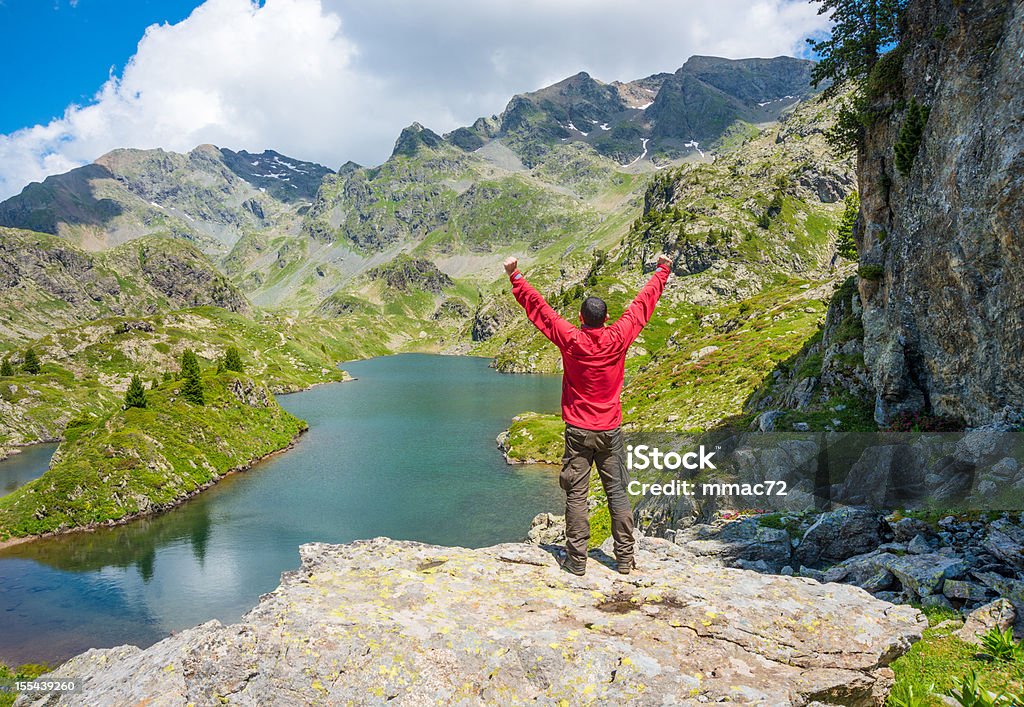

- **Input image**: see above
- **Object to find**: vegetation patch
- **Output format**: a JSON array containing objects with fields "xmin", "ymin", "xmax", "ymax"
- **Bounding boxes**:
[{"xmin": 0, "ymin": 373, "xmax": 307, "ymax": 540}]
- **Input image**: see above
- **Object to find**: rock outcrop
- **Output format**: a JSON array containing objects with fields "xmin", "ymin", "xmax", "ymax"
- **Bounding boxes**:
[
  {"xmin": 18, "ymin": 537, "xmax": 925, "ymax": 706},
  {"xmin": 855, "ymin": 0, "xmax": 1024, "ymax": 426}
]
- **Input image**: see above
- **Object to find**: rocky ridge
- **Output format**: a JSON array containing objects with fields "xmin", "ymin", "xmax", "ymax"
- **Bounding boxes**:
[{"xmin": 17, "ymin": 536, "xmax": 925, "ymax": 706}]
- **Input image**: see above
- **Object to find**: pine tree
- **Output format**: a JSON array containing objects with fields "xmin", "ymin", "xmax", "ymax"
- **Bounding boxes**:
[
  {"xmin": 22, "ymin": 348, "xmax": 41, "ymax": 375},
  {"xmin": 807, "ymin": 0, "xmax": 907, "ymax": 153},
  {"xmin": 807, "ymin": 0, "xmax": 907, "ymax": 99},
  {"xmin": 179, "ymin": 349, "xmax": 205, "ymax": 405},
  {"xmin": 163, "ymin": 371, "xmax": 174, "ymax": 383},
  {"xmin": 124, "ymin": 374, "xmax": 148, "ymax": 409},
  {"xmin": 836, "ymin": 191, "xmax": 860, "ymax": 259},
  {"xmin": 894, "ymin": 99, "xmax": 930, "ymax": 176},
  {"xmin": 223, "ymin": 346, "xmax": 244, "ymax": 373},
  {"xmin": 0, "ymin": 358, "xmax": 12, "ymax": 377}
]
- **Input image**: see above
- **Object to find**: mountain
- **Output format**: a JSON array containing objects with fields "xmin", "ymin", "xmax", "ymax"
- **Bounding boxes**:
[
  {"xmin": 449, "ymin": 56, "xmax": 816, "ymax": 167},
  {"xmin": 0, "ymin": 53, "xmax": 851, "ymax": 453},
  {"xmin": 0, "ymin": 145, "xmax": 331, "ymax": 256},
  {"xmin": 0, "ymin": 227, "xmax": 248, "ymax": 341},
  {"xmin": 0, "ymin": 55, "xmax": 820, "ymax": 317}
]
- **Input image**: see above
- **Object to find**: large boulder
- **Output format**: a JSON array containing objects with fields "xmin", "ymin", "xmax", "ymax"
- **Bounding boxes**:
[
  {"xmin": 17, "ymin": 537, "xmax": 926, "ymax": 706},
  {"xmin": 795, "ymin": 507, "xmax": 886, "ymax": 566},
  {"xmin": 982, "ymin": 519, "xmax": 1024, "ymax": 572},
  {"xmin": 956, "ymin": 599, "xmax": 1017, "ymax": 645},
  {"xmin": 674, "ymin": 517, "xmax": 793, "ymax": 570},
  {"xmin": 880, "ymin": 554, "xmax": 969, "ymax": 598}
]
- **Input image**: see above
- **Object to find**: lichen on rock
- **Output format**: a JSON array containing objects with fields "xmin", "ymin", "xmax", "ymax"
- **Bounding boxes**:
[{"xmin": 18, "ymin": 536, "xmax": 926, "ymax": 705}]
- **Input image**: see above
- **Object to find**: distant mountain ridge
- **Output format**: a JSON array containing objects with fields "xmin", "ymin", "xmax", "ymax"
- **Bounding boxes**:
[{"xmin": 0, "ymin": 54, "xmax": 820, "ymax": 315}]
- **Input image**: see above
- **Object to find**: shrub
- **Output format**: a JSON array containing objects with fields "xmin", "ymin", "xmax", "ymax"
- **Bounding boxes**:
[
  {"xmin": 0, "ymin": 358, "xmax": 12, "ymax": 377},
  {"xmin": 836, "ymin": 191, "xmax": 860, "ymax": 259},
  {"xmin": 858, "ymin": 264, "xmax": 885, "ymax": 281}
]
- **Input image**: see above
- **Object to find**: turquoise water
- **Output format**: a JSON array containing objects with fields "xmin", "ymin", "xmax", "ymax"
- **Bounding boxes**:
[
  {"xmin": 0, "ymin": 354, "xmax": 564, "ymax": 665},
  {"xmin": 0, "ymin": 443, "xmax": 56, "ymax": 494}
]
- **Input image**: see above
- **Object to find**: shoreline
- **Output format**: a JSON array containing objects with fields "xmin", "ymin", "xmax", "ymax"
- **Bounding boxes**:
[
  {"xmin": 0, "ymin": 428, "xmax": 307, "ymax": 552},
  {"xmin": 0, "ymin": 438, "xmax": 61, "ymax": 464}
]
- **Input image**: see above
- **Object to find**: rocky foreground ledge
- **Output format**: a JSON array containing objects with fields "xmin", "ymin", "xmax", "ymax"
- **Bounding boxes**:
[{"xmin": 19, "ymin": 537, "xmax": 925, "ymax": 706}]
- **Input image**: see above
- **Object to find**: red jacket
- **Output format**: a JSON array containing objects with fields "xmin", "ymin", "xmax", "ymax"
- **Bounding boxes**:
[{"xmin": 510, "ymin": 264, "xmax": 671, "ymax": 431}]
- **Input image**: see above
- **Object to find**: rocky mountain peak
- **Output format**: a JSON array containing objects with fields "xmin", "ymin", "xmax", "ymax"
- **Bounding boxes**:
[{"xmin": 391, "ymin": 122, "xmax": 445, "ymax": 157}]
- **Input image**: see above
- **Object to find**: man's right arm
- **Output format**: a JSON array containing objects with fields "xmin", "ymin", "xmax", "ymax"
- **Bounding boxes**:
[
  {"xmin": 610, "ymin": 255, "xmax": 672, "ymax": 344},
  {"xmin": 504, "ymin": 257, "xmax": 576, "ymax": 350}
]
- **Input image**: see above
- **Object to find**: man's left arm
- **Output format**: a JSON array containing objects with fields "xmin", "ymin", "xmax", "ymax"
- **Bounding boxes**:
[{"xmin": 609, "ymin": 254, "xmax": 672, "ymax": 343}]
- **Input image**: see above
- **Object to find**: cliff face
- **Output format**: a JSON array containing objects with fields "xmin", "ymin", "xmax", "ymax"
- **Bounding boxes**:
[
  {"xmin": 857, "ymin": 0, "xmax": 1023, "ymax": 426},
  {"xmin": 16, "ymin": 537, "xmax": 925, "ymax": 706}
]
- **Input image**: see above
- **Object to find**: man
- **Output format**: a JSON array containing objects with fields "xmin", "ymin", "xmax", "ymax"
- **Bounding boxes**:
[{"xmin": 504, "ymin": 254, "xmax": 672, "ymax": 575}]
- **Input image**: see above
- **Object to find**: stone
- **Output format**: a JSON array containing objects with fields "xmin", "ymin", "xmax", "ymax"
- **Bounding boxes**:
[
  {"xmin": 823, "ymin": 552, "xmax": 898, "ymax": 594},
  {"xmin": 755, "ymin": 409, "xmax": 784, "ymax": 433},
  {"xmin": 942, "ymin": 580, "xmax": 990, "ymax": 602},
  {"xmin": 795, "ymin": 508, "xmax": 885, "ymax": 566},
  {"xmin": 956, "ymin": 599, "xmax": 1017, "ymax": 645},
  {"xmin": 675, "ymin": 518, "xmax": 792, "ymax": 570},
  {"xmin": 907, "ymin": 534, "xmax": 932, "ymax": 555},
  {"xmin": 855, "ymin": 0, "xmax": 1024, "ymax": 426},
  {"xmin": 881, "ymin": 554, "xmax": 968, "ymax": 597},
  {"xmin": 15, "ymin": 538, "xmax": 926, "ymax": 706},
  {"xmin": 526, "ymin": 512, "xmax": 565, "ymax": 546},
  {"xmin": 982, "ymin": 519, "xmax": 1024, "ymax": 572},
  {"xmin": 920, "ymin": 594, "xmax": 954, "ymax": 612}
]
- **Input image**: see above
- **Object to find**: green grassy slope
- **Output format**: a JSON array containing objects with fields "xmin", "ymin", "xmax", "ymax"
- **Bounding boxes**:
[{"xmin": 0, "ymin": 373, "xmax": 306, "ymax": 540}]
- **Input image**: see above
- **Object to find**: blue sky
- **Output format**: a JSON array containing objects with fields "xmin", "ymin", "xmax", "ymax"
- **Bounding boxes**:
[
  {"xmin": 0, "ymin": 0, "xmax": 206, "ymax": 133},
  {"xmin": 0, "ymin": 0, "xmax": 829, "ymax": 200}
]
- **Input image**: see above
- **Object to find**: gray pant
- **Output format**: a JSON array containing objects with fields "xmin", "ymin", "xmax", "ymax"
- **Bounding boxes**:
[{"xmin": 559, "ymin": 424, "xmax": 634, "ymax": 564}]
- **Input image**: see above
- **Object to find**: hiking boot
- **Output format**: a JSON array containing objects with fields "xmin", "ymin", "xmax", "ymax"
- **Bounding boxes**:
[
  {"xmin": 616, "ymin": 557, "xmax": 637, "ymax": 575},
  {"xmin": 560, "ymin": 556, "xmax": 586, "ymax": 576}
]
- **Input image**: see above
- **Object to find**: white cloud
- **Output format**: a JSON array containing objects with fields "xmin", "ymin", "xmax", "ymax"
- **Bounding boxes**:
[{"xmin": 0, "ymin": 0, "xmax": 830, "ymax": 200}]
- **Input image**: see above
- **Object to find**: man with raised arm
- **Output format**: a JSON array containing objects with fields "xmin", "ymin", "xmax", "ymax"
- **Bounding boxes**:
[{"xmin": 504, "ymin": 254, "xmax": 672, "ymax": 575}]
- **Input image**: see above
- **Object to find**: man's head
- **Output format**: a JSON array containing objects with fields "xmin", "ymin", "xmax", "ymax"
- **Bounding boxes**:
[{"xmin": 580, "ymin": 296, "xmax": 608, "ymax": 328}]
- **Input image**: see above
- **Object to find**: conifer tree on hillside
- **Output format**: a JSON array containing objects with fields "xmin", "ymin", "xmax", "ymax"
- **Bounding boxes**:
[
  {"xmin": 22, "ymin": 348, "xmax": 41, "ymax": 375},
  {"xmin": 0, "ymin": 358, "xmax": 12, "ymax": 377},
  {"xmin": 180, "ymin": 349, "xmax": 205, "ymax": 405},
  {"xmin": 125, "ymin": 374, "xmax": 148, "ymax": 409},
  {"xmin": 807, "ymin": 0, "xmax": 907, "ymax": 153},
  {"xmin": 836, "ymin": 191, "xmax": 860, "ymax": 259},
  {"xmin": 223, "ymin": 346, "xmax": 244, "ymax": 373}
]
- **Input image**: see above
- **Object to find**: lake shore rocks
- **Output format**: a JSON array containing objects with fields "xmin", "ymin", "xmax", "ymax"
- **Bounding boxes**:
[{"xmin": 17, "ymin": 536, "xmax": 924, "ymax": 706}]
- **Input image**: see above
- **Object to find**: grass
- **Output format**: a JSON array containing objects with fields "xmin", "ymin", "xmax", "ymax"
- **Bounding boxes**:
[
  {"xmin": 503, "ymin": 413, "xmax": 565, "ymax": 463},
  {"xmin": 0, "ymin": 372, "xmax": 306, "ymax": 540},
  {"xmin": 888, "ymin": 610, "xmax": 1024, "ymax": 705}
]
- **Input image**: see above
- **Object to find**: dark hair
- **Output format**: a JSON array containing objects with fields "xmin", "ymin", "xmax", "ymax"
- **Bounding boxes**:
[{"xmin": 580, "ymin": 296, "xmax": 607, "ymax": 328}]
